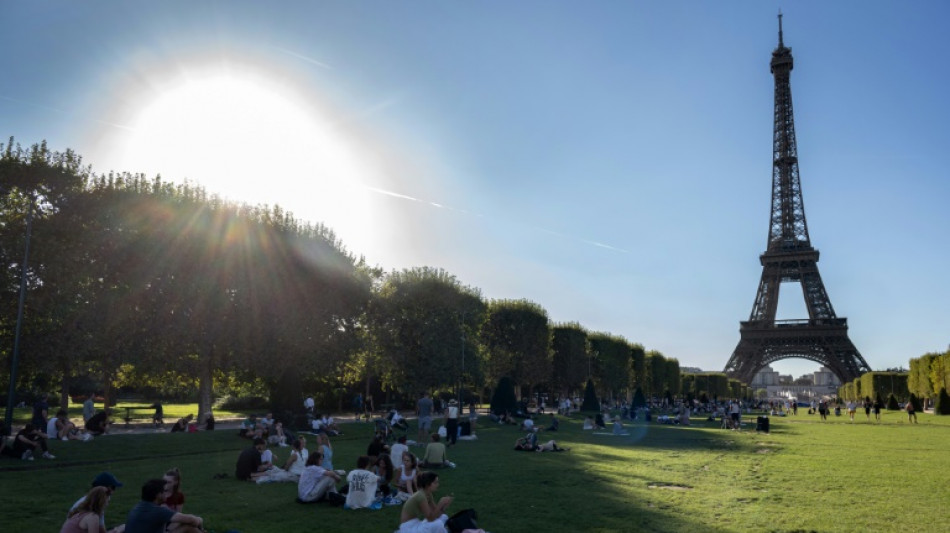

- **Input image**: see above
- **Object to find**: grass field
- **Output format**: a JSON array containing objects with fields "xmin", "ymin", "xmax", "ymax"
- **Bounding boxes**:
[{"xmin": 1, "ymin": 408, "xmax": 946, "ymax": 532}]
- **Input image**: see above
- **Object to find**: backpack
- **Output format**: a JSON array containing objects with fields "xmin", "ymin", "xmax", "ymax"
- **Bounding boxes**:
[{"xmin": 446, "ymin": 508, "xmax": 478, "ymax": 533}]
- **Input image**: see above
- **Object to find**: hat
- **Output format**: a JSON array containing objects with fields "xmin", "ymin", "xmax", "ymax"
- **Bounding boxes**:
[
  {"xmin": 449, "ymin": 399, "xmax": 458, "ymax": 405},
  {"xmin": 92, "ymin": 472, "xmax": 123, "ymax": 489}
]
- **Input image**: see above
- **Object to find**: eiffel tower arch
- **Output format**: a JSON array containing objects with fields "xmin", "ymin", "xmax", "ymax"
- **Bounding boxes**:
[{"xmin": 724, "ymin": 15, "xmax": 871, "ymax": 385}]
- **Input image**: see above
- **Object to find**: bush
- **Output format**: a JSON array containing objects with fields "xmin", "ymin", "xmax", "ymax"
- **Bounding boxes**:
[
  {"xmin": 935, "ymin": 388, "xmax": 950, "ymax": 415},
  {"xmin": 490, "ymin": 377, "xmax": 518, "ymax": 416},
  {"xmin": 214, "ymin": 395, "xmax": 269, "ymax": 411},
  {"xmin": 886, "ymin": 393, "xmax": 900, "ymax": 411},
  {"xmin": 580, "ymin": 379, "xmax": 600, "ymax": 412}
]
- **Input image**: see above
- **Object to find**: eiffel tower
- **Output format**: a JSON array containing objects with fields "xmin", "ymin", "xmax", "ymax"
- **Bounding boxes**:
[{"xmin": 723, "ymin": 15, "xmax": 871, "ymax": 384}]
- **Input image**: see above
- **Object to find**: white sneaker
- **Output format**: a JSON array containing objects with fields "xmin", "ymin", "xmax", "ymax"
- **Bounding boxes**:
[
  {"xmin": 21, "ymin": 450, "xmax": 33, "ymax": 460},
  {"xmin": 334, "ymin": 469, "xmax": 346, "ymax": 476},
  {"xmin": 62, "ymin": 436, "xmax": 69, "ymax": 441},
  {"xmin": 82, "ymin": 433, "xmax": 93, "ymax": 442},
  {"xmin": 43, "ymin": 452, "xmax": 56, "ymax": 459},
  {"xmin": 446, "ymin": 461, "xmax": 456, "ymax": 468}
]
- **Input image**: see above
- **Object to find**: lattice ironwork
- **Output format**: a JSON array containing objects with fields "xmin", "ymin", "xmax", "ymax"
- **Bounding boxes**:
[{"xmin": 724, "ymin": 15, "xmax": 871, "ymax": 384}]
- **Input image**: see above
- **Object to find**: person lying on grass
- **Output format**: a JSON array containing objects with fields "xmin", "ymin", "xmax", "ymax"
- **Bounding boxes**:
[
  {"xmin": 514, "ymin": 433, "xmax": 569, "ymax": 452},
  {"xmin": 397, "ymin": 471, "xmax": 453, "ymax": 533}
]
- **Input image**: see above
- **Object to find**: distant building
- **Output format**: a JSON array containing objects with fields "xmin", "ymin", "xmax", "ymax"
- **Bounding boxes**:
[{"xmin": 750, "ymin": 365, "xmax": 841, "ymax": 401}]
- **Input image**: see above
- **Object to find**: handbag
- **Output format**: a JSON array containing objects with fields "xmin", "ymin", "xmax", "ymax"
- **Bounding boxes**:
[{"xmin": 446, "ymin": 508, "xmax": 478, "ymax": 533}]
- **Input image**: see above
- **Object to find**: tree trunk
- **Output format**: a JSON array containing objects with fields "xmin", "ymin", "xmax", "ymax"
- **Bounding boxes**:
[
  {"xmin": 197, "ymin": 356, "xmax": 213, "ymax": 425},
  {"xmin": 60, "ymin": 371, "xmax": 70, "ymax": 411}
]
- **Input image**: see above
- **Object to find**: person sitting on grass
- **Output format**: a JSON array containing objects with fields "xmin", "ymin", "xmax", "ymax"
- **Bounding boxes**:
[
  {"xmin": 256, "ymin": 436, "xmax": 308, "ymax": 484},
  {"xmin": 60, "ymin": 486, "xmax": 111, "ymax": 533},
  {"xmin": 420, "ymin": 433, "xmax": 454, "ymax": 469},
  {"xmin": 69, "ymin": 472, "xmax": 124, "ymax": 533},
  {"xmin": 390, "ymin": 435, "xmax": 410, "ymax": 465},
  {"xmin": 297, "ymin": 452, "xmax": 342, "ymax": 502},
  {"xmin": 397, "ymin": 471, "xmax": 453, "ymax": 533},
  {"xmin": 594, "ymin": 413, "xmax": 607, "ymax": 430},
  {"xmin": 267, "ymin": 421, "xmax": 289, "ymax": 447},
  {"xmin": 520, "ymin": 415, "xmax": 535, "ymax": 432},
  {"xmin": 170, "ymin": 414, "xmax": 192, "ymax": 433},
  {"xmin": 367, "ymin": 431, "xmax": 389, "ymax": 461},
  {"xmin": 162, "ymin": 467, "xmax": 185, "ymax": 512},
  {"xmin": 235, "ymin": 438, "xmax": 269, "ymax": 481},
  {"xmin": 373, "ymin": 453, "xmax": 396, "ymax": 497},
  {"xmin": 345, "ymin": 455, "xmax": 380, "ymax": 509},
  {"xmin": 14, "ymin": 424, "xmax": 54, "ymax": 460},
  {"xmin": 546, "ymin": 414, "xmax": 559, "ymax": 432},
  {"xmin": 85, "ymin": 409, "xmax": 112, "ymax": 436},
  {"xmin": 316, "ymin": 432, "xmax": 339, "ymax": 473},
  {"xmin": 50, "ymin": 409, "xmax": 86, "ymax": 441},
  {"xmin": 239, "ymin": 415, "xmax": 261, "ymax": 440},
  {"xmin": 582, "ymin": 416, "xmax": 595, "ymax": 430},
  {"xmin": 395, "ymin": 452, "xmax": 420, "ymax": 496},
  {"xmin": 124, "ymin": 478, "xmax": 203, "ymax": 533}
]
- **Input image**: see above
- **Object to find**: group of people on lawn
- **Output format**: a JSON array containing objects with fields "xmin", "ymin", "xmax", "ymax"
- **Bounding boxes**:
[{"xmin": 0, "ymin": 394, "xmax": 114, "ymax": 463}]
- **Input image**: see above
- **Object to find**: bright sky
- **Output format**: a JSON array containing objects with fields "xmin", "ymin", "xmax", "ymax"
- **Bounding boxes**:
[{"xmin": 3, "ymin": 2, "xmax": 948, "ymax": 379}]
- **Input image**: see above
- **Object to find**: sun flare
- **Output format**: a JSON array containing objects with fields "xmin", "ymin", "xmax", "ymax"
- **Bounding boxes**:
[{"xmin": 102, "ymin": 65, "xmax": 379, "ymax": 256}]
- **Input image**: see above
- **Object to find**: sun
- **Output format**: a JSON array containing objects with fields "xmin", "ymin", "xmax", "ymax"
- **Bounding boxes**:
[{"xmin": 97, "ymin": 64, "xmax": 380, "ymax": 257}]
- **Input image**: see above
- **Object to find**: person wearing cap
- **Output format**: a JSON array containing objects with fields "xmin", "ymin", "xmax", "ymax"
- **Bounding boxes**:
[
  {"xmin": 125, "ymin": 478, "xmax": 203, "ymax": 533},
  {"xmin": 69, "ymin": 472, "xmax": 124, "ymax": 532}
]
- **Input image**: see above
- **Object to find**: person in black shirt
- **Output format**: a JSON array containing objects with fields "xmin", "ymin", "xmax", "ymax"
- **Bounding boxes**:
[{"xmin": 235, "ymin": 438, "xmax": 268, "ymax": 481}]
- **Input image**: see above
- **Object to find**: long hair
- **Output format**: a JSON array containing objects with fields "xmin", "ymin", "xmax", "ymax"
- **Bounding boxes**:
[
  {"xmin": 164, "ymin": 467, "xmax": 181, "ymax": 495},
  {"xmin": 376, "ymin": 453, "xmax": 394, "ymax": 483},
  {"xmin": 68, "ymin": 486, "xmax": 110, "ymax": 518}
]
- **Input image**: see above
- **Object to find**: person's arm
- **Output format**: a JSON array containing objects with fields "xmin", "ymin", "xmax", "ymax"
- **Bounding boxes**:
[
  {"xmin": 169, "ymin": 513, "xmax": 202, "ymax": 528},
  {"xmin": 323, "ymin": 470, "xmax": 341, "ymax": 482},
  {"xmin": 420, "ymin": 494, "xmax": 453, "ymax": 521}
]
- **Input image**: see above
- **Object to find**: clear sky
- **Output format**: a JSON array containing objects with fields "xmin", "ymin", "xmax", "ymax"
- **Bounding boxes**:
[{"xmin": 2, "ymin": 2, "xmax": 948, "ymax": 378}]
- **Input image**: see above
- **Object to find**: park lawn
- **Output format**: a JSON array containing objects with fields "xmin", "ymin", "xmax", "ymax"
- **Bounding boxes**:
[
  {"xmin": 1, "ymin": 409, "xmax": 947, "ymax": 532},
  {"xmin": 8, "ymin": 402, "xmax": 246, "ymax": 426}
]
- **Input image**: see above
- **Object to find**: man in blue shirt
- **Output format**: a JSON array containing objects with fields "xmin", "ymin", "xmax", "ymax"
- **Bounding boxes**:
[{"xmin": 125, "ymin": 478, "xmax": 203, "ymax": 533}]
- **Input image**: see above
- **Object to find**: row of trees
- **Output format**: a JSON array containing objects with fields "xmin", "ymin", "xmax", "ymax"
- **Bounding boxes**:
[
  {"xmin": 838, "ymin": 350, "xmax": 950, "ymax": 415},
  {"xmin": 2, "ymin": 140, "xmax": 689, "ymax": 421}
]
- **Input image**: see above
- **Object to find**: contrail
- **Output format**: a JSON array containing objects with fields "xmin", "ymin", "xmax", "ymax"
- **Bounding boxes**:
[
  {"xmin": 1, "ymin": 94, "xmax": 136, "ymax": 132},
  {"xmin": 363, "ymin": 185, "xmax": 628, "ymax": 254},
  {"xmin": 271, "ymin": 46, "xmax": 332, "ymax": 69}
]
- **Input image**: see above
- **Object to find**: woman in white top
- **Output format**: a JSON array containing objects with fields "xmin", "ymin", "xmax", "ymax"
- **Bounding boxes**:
[{"xmin": 396, "ymin": 452, "xmax": 419, "ymax": 495}]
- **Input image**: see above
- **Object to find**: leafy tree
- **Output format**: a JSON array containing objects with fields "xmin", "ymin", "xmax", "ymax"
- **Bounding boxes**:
[
  {"xmin": 480, "ymin": 299, "xmax": 551, "ymax": 401},
  {"xmin": 551, "ymin": 324, "xmax": 588, "ymax": 397},
  {"xmin": 589, "ymin": 333, "xmax": 631, "ymax": 401},
  {"xmin": 369, "ymin": 267, "xmax": 486, "ymax": 397}
]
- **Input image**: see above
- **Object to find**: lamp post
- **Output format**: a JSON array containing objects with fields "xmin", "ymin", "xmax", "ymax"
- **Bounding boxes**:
[{"xmin": 4, "ymin": 193, "xmax": 35, "ymax": 431}]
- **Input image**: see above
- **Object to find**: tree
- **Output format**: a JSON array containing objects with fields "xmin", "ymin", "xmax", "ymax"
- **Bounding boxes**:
[
  {"xmin": 369, "ymin": 267, "xmax": 486, "ymax": 397},
  {"xmin": 551, "ymin": 324, "xmax": 588, "ymax": 397},
  {"xmin": 480, "ymin": 299, "xmax": 551, "ymax": 401},
  {"xmin": 588, "ymin": 333, "xmax": 631, "ymax": 401}
]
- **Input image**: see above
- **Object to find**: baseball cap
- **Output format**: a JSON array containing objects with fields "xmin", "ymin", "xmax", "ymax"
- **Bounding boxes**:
[{"xmin": 92, "ymin": 472, "xmax": 123, "ymax": 488}]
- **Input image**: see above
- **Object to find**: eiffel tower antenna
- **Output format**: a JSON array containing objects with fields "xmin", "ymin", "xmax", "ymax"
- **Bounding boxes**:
[{"xmin": 724, "ymin": 17, "xmax": 872, "ymax": 384}]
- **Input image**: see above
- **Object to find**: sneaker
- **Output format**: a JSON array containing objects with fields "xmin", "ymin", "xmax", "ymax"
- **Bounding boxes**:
[
  {"xmin": 334, "ymin": 469, "xmax": 346, "ymax": 477},
  {"xmin": 21, "ymin": 450, "xmax": 33, "ymax": 461},
  {"xmin": 82, "ymin": 433, "xmax": 93, "ymax": 442},
  {"xmin": 62, "ymin": 436, "xmax": 69, "ymax": 441},
  {"xmin": 446, "ymin": 461, "xmax": 456, "ymax": 468},
  {"xmin": 43, "ymin": 451, "xmax": 56, "ymax": 459}
]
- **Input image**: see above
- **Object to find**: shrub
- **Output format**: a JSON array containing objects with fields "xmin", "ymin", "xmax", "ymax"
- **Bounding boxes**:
[
  {"xmin": 580, "ymin": 379, "xmax": 600, "ymax": 412},
  {"xmin": 935, "ymin": 388, "xmax": 950, "ymax": 415},
  {"xmin": 886, "ymin": 393, "xmax": 900, "ymax": 411},
  {"xmin": 214, "ymin": 395, "xmax": 269, "ymax": 411},
  {"xmin": 490, "ymin": 377, "xmax": 518, "ymax": 416}
]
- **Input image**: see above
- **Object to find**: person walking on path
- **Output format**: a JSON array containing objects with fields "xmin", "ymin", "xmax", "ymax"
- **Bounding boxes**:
[
  {"xmin": 847, "ymin": 400, "xmax": 856, "ymax": 422},
  {"xmin": 416, "ymin": 392, "xmax": 434, "ymax": 443}
]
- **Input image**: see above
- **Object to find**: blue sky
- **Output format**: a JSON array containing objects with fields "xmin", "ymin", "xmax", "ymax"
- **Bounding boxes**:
[{"xmin": 2, "ymin": 2, "xmax": 948, "ymax": 378}]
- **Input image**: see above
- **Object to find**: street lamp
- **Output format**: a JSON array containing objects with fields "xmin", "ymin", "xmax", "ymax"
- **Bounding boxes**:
[{"xmin": 4, "ymin": 192, "xmax": 35, "ymax": 431}]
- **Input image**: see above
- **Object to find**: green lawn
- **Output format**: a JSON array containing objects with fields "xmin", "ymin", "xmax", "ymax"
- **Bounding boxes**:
[{"xmin": 1, "ymin": 408, "xmax": 946, "ymax": 532}]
